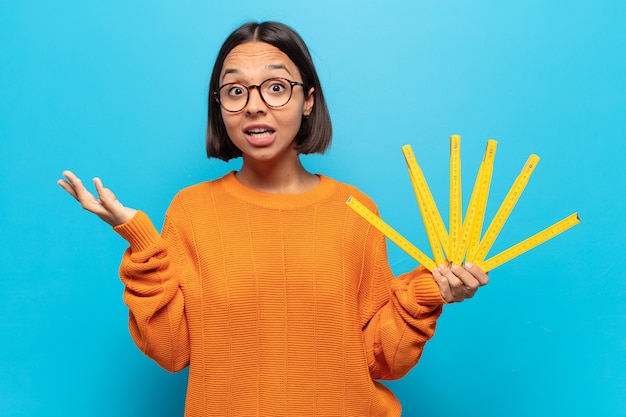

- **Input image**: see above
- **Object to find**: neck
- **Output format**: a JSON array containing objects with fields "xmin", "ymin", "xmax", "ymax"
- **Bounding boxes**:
[{"xmin": 236, "ymin": 155, "xmax": 318, "ymax": 194}]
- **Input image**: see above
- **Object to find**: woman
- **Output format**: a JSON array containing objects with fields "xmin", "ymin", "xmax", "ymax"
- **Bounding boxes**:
[{"xmin": 58, "ymin": 21, "xmax": 488, "ymax": 417}]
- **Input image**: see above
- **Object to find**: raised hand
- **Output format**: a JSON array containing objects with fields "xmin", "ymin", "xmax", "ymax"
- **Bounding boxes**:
[
  {"xmin": 57, "ymin": 170, "xmax": 137, "ymax": 227},
  {"xmin": 432, "ymin": 262, "xmax": 489, "ymax": 303}
]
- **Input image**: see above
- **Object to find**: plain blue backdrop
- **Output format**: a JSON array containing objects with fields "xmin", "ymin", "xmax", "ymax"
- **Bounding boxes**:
[{"xmin": 1, "ymin": 1, "xmax": 625, "ymax": 416}]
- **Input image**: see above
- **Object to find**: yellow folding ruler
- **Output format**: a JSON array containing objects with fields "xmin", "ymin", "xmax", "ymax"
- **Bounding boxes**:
[
  {"xmin": 480, "ymin": 213, "xmax": 580, "ymax": 271},
  {"xmin": 466, "ymin": 154, "xmax": 540, "ymax": 264},
  {"xmin": 346, "ymin": 136, "xmax": 580, "ymax": 272},
  {"xmin": 345, "ymin": 196, "xmax": 437, "ymax": 272},
  {"xmin": 402, "ymin": 145, "xmax": 448, "ymax": 266},
  {"xmin": 449, "ymin": 134, "xmax": 463, "ymax": 265},
  {"xmin": 461, "ymin": 140, "xmax": 497, "ymax": 264}
]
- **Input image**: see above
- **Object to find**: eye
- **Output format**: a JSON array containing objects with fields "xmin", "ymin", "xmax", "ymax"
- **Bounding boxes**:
[
  {"xmin": 227, "ymin": 84, "xmax": 246, "ymax": 97},
  {"xmin": 265, "ymin": 79, "xmax": 288, "ymax": 95}
]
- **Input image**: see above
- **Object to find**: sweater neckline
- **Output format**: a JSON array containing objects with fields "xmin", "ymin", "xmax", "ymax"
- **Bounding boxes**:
[{"xmin": 217, "ymin": 171, "xmax": 337, "ymax": 210}]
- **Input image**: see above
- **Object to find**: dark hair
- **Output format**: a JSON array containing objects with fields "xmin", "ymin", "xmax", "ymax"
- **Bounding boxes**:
[{"xmin": 206, "ymin": 21, "xmax": 332, "ymax": 161}]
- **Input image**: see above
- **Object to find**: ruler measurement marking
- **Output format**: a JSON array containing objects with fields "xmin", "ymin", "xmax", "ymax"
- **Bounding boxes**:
[
  {"xmin": 346, "ymin": 196, "xmax": 437, "ymax": 272},
  {"xmin": 408, "ymin": 169, "xmax": 447, "ymax": 266},
  {"xmin": 449, "ymin": 135, "xmax": 463, "ymax": 265},
  {"xmin": 479, "ymin": 213, "xmax": 580, "ymax": 271},
  {"xmin": 464, "ymin": 140, "xmax": 497, "ymax": 262},
  {"xmin": 469, "ymin": 154, "xmax": 540, "ymax": 264},
  {"xmin": 402, "ymin": 145, "xmax": 450, "ymax": 258},
  {"xmin": 347, "ymin": 138, "xmax": 579, "ymax": 275}
]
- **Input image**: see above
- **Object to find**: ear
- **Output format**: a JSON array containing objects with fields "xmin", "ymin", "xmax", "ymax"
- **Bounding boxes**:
[{"xmin": 303, "ymin": 87, "xmax": 315, "ymax": 117}]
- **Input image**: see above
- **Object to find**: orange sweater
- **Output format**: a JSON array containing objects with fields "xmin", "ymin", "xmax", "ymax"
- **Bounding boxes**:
[{"xmin": 114, "ymin": 172, "xmax": 444, "ymax": 416}]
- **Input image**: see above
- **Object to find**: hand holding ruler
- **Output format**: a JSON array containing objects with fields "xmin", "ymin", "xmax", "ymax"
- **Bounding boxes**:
[{"xmin": 346, "ymin": 136, "xmax": 580, "ymax": 272}]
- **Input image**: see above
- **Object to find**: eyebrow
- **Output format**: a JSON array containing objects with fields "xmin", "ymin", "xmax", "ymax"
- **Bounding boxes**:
[
  {"xmin": 267, "ymin": 64, "xmax": 292, "ymax": 75},
  {"xmin": 221, "ymin": 64, "xmax": 293, "ymax": 82}
]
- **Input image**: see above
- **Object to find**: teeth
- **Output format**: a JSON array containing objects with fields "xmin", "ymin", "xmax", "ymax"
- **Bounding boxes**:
[{"xmin": 246, "ymin": 128, "xmax": 273, "ymax": 137}]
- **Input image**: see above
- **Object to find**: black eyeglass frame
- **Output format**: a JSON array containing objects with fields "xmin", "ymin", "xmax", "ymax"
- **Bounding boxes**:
[{"xmin": 213, "ymin": 77, "xmax": 305, "ymax": 113}]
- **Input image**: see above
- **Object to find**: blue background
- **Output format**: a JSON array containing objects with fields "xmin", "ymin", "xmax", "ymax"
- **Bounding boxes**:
[{"xmin": 1, "ymin": 1, "xmax": 624, "ymax": 416}]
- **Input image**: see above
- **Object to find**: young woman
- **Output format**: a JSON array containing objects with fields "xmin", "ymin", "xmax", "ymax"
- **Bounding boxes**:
[{"xmin": 58, "ymin": 21, "xmax": 488, "ymax": 417}]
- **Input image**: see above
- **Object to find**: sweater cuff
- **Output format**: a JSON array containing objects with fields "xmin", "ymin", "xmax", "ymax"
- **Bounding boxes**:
[
  {"xmin": 113, "ymin": 211, "xmax": 161, "ymax": 252},
  {"xmin": 393, "ymin": 266, "xmax": 445, "ymax": 307},
  {"xmin": 412, "ymin": 274, "xmax": 446, "ymax": 306}
]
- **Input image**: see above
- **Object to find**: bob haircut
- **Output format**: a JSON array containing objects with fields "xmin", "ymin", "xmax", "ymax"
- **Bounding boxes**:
[{"xmin": 206, "ymin": 21, "xmax": 332, "ymax": 161}]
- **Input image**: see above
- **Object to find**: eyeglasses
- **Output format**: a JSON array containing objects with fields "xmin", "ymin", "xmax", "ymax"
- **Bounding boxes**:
[{"xmin": 214, "ymin": 77, "xmax": 304, "ymax": 113}]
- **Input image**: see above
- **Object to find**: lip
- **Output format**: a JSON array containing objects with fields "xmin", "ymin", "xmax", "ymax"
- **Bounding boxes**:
[{"xmin": 243, "ymin": 124, "xmax": 277, "ymax": 147}]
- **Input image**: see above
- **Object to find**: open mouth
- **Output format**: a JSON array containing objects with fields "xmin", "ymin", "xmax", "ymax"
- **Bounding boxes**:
[{"xmin": 246, "ymin": 128, "xmax": 275, "ymax": 138}]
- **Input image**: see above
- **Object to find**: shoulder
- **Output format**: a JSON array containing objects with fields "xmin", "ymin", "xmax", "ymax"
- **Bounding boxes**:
[
  {"xmin": 166, "ymin": 172, "xmax": 232, "ymax": 214},
  {"xmin": 321, "ymin": 175, "xmax": 379, "ymax": 213},
  {"xmin": 174, "ymin": 172, "xmax": 231, "ymax": 199}
]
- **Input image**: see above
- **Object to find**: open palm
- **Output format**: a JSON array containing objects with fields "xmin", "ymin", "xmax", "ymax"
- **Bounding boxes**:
[{"xmin": 57, "ymin": 170, "xmax": 137, "ymax": 227}]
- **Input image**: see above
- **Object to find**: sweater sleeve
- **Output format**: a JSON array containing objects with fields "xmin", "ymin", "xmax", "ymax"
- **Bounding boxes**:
[
  {"xmin": 361, "ymin": 234, "xmax": 445, "ymax": 381},
  {"xmin": 113, "ymin": 209, "xmax": 190, "ymax": 373}
]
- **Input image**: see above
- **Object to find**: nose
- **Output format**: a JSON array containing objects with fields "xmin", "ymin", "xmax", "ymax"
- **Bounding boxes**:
[{"xmin": 245, "ymin": 86, "xmax": 267, "ymax": 114}]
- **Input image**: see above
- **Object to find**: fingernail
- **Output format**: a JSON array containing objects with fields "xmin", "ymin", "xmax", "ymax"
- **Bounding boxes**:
[
  {"xmin": 438, "ymin": 264, "xmax": 446, "ymax": 272},
  {"xmin": 464, "ymin": 262, "xmax": 474, "ymax": 269},
  {"xmin": 451, "ymin": 264, "xmax": 460, "ymax": 271}
]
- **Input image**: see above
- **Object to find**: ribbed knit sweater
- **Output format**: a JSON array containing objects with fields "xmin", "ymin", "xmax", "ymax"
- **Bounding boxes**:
[{"xmin": 114, "ymin": 171, "xmax": 445, "ymax": 417}]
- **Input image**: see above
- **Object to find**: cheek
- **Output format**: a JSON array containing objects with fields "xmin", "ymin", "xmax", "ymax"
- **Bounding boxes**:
[
  {"xmin": 280, "ymin": 108, "xmax": 305, "ymax": 132},
  {"xmin": 221, "ymin": 113, "xmax": 239, "ymax": 138}
]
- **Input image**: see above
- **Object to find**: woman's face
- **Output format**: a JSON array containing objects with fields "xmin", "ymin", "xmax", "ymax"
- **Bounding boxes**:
[{"xmin": 218, "ymin": 41, "xmax": 314, "ymax": 164}]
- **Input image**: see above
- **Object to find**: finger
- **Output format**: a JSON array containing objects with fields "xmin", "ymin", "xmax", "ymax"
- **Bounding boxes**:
[
  {"xmin": 92, "ymin": 177, "xmax": 138, "ymax": 226},
  {"xmin": 61, "ymin": 169, "xmax": 77, "ymax": 181},
  {"xmin": 58, "ymin": 170, "xmax": 84, "ymax": 198},
  {"xmin": 450, "ymin": 264, "xmax": 480, "ymax": 298},
  {"xmin": 61, "ymin": 172, "xmax": 113, "ymax": 216},
  {"xmin": 443, "ymin": 264, "xmax": 466, "ymax": 301},
  {"xmin": 60, "ymin": 170, "xmax": 81, "ymax": 189},
  {"xmin": 432, "ymin": 267, "xmax": 454, "ymax": 303},
  {"xmin": 93, "ymin": 177, "xmax": 120, "ymax": 209},
  {"xmin": 433, "ymin": 264, "xmax": 465, "ymax": 303},
  {"xmin": 57, "ymin": 178, "xmax": 78, "ymax": 200},
  {"xmin": 61, "ymin": 171, "xmax": 95, "ymax": 203},
  {"xmin": 463, "ymin": 262, "xmax": 490, "ymax": 286}
]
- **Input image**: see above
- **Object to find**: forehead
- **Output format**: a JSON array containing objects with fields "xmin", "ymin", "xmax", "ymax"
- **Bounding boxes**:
[{"xmin": 220, "ymin": 41, "xmax": 300, "ymax": 81}]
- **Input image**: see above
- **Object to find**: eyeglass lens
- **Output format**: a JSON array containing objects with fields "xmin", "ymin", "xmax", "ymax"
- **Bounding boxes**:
[{"xmin": 218, "ymin": 78, "xmax": 298, "ymax": 112}]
